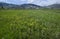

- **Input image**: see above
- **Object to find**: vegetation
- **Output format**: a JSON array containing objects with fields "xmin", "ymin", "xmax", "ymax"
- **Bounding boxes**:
[{"xmin": 0, "ymin": 9, "xmax": 60, "ymax": 39}]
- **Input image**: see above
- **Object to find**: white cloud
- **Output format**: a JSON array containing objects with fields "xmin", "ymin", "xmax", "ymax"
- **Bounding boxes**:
[
  {"xmin": 0, "ymin": 0, "xmax": 60, "ymax": 6},
  {"xmin": 56, "ymin": 0, "xmax": 60, "ymax": 3},
  {"xmin": 27, "ymin": 0, "xmax": 34, "ymax": 3},
  {"xmin": 20, "ymin": 0, "xmax": 26, "ymax": 1},
  {"xmin": 0, "ymin": 0, "xmax": 6, "ymax": 2},
  {"xmin": 32, "ymin": 0, "xmax": 56, "ymax": 6}
]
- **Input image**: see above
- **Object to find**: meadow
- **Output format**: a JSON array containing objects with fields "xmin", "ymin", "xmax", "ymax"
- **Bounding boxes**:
[{"xmin": 0, "ymin": 9, "xmax": 60, "ymax": 39}]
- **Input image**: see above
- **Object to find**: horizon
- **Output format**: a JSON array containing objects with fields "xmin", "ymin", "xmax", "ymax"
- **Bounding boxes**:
[{"xmin": 0, "ymin": 0, "xmax": 60, "ymax": 6}]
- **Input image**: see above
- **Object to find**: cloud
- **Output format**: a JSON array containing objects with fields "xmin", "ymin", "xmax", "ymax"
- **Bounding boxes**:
[
  {"xmin": 32, "ymin": 0, "xmax": 56, "ymax": 6},
  {"xmin": 6, "ymin": 0, "xmax": 27, "ymax": 4},
  {"xmin": 0, "ymin": 0, "xmax": 6, "ymax": 2},
  {"xmin": 56, "ymin": 0, "xmax": 60, "ymax": 3},
  {"xmin": 20, "ymin": 0, "xmax": 26, "ymax": 1},
  {"xmin": 0, "ymin": 0, "xmax": 60, "ymax": 6},
  {"xmin": 27, "ymin": 0, "xmax": 34, "ymax": 3}
]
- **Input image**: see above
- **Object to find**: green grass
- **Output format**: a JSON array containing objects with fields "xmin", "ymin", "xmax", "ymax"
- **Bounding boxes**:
[{"xmin": 0, "ymin": 9, "xmax": 60, "ymax": 39}]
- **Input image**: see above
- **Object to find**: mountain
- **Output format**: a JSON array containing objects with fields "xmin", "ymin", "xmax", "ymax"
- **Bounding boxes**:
[
  {"xmin": 19, "ymin": 4, "xmax": 42, "ymax": 9},
  {"xmin": 0, "ymin": 2, "xmax": 42, "ymax": 9},
  {"xmin": 46, "ymin": 4, "xmax": 60, "ymax": 9},
  {"xmin": 0, "ymin": 2, "xmax": 19, "ymax": 9}
]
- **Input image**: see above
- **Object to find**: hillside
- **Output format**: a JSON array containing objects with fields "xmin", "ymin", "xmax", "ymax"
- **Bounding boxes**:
[
  {"xmin": 0, "ymin": 2, "xmax": 41, "ymax": 9},
  {"xmin": 47, "ymin": 4, "xmax": 60, "ymax": 9},
  {"xmin": 0, "ymin": 2, "xmax": 19, "ymax": 9},
  {"xmin": 20, "ymin": 4, "xmax": 42, "ymax": 9},
  {"xmin": 0, "ymin": 9, "xmax": 60, "ymax": 39}
]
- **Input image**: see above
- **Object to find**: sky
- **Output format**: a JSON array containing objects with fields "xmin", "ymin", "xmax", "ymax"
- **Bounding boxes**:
[{"xmin": 0, "ymin": 0, "xmax": 60, "ymax": 6}]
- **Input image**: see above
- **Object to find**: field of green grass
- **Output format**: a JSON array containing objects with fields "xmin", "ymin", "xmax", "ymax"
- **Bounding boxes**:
[{"xmin": 0, "ymin": 9, "xmax": 60, "ymax": 39}]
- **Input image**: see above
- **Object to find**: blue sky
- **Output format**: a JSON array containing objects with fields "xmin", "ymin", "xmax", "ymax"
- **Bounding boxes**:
[{"xmin": 0, "ymin": 0, "xmax": 60, "ymax": 6}]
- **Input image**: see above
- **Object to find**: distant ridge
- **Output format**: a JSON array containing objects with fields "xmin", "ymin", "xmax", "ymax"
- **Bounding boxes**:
[
  {"xmin": 46, "ymin": 4, "xmax": 60, "ymax": 9},
  {"xmin": 19, "ymin": 4, "xmax": 42, "ymax": 9},
  {"xmin": 1, "ymin": 2, "xmax": 60, "ymax": 9},
  {"xmin": 0, "ymin": 2, "xmax": 19, "ymax": 9},
  {"xmin": 0, "ymin": 2, "xmax": 42, "ymax": 9}
]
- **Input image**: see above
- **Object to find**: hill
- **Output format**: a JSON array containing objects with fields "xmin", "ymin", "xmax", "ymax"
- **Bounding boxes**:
[
  {"xmin": 47, "ymin": 4, "xmax": 60, "ymax": 9},
  {"xmin": 0, "ymin": 2, "xmax": 41, "ymax": 9},
  {"xmin": 0, "ymin": 2, "xmax": 19, "ymax": 9},
  {"xmin": 19, "ymin": 4, "xmax": 42, "ymax": 9}
]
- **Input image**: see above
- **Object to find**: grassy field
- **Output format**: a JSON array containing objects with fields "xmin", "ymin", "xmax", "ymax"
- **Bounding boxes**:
[{"xmin": 0, "ymin": 9, "xmax": 60, "ymax": 39}]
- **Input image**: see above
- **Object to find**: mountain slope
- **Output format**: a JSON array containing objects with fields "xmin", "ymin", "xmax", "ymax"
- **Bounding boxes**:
[
  {"xmin": 0, "ymin": 2, "xmax": 20, "ymax": 9},
  {"xmin": 47, "ymin": 4, "xmax": 60, "ymax": 9},
  {"xmin": 20, "ymin": 4, "xmax": 42, "ymax": 9},
  {"xmin": 0, "ymin": 2, "xmax": 42, "ymax": 9}
]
